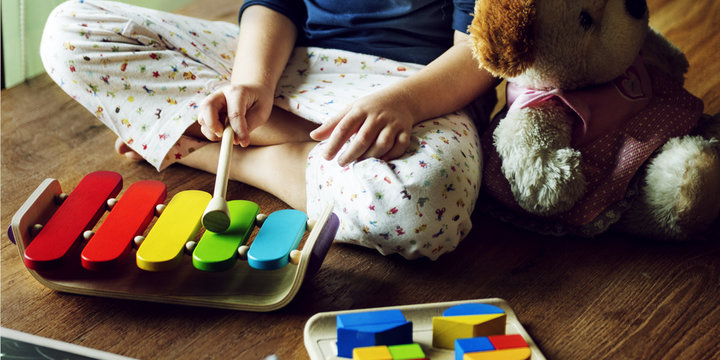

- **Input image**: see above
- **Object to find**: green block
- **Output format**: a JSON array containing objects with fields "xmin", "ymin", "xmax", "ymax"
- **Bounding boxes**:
[
  {"xmin": 193, "ymin": 200, "xmax": 259, "ymax": 271},
  {"xmin": 388, "ymin": 343, "xmax": 425, "ymax": 359}
]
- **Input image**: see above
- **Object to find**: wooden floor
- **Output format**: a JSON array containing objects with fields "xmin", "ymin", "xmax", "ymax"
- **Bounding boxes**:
[{"xmin": 2, "ymin": 0, "xmax": 719, "ymax": 359}]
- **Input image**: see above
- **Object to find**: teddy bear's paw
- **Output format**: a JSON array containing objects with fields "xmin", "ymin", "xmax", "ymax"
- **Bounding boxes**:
[
  {"xmin": 622, "ymin": 135, "xmax": 720, "ymax": 240},
  {"xmin": 503, "ymin": 146, "xmax": 587, "ymax": 216}
]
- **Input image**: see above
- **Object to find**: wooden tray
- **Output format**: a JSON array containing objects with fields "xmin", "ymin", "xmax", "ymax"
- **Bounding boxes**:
[
  {"xmin": 9, "ymin": 177, "xmax": 338, "ymax": 312},
  {"xmin": 304, "ymin": 298, "xmax": 546, "ymax": 359}
]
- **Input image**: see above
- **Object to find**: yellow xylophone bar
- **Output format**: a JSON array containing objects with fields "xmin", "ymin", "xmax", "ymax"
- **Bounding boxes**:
[{"xmin": 136, "ymin": 190, "xmax": 211, "ymax": 271}]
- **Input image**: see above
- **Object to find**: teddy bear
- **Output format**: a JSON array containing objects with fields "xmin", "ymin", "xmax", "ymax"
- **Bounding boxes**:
[{"xmin": 468, "ymin": 0, "xmax": 720, "ymax": 239}]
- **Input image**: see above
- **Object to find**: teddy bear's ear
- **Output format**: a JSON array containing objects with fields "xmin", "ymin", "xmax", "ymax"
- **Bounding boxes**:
[{"xmin": 469, "ymin": 0, "xmax": 536, "ymax": 78}]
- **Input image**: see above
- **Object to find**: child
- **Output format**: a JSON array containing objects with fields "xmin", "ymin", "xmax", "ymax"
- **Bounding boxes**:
[{"xmin": 40, "ymin": 0, "xmax": 498, "ymax": 260}]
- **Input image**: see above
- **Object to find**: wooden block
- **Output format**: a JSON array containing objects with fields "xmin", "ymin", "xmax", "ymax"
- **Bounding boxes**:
[
  {"xmin": 487, "ymin": 334, "xmax": 528, "ymax": 350},
  {"xmin": 247, "ymin": 209, "xmax": 307, "ymax": 270},
  {"xmin": 192, "ymin": 200, "xmax": 259, "ymax": 271},
  {"xmin": 387, "ymin": 343, "xmax": 426, "ymax": 360},
  {"xmin": 463, "ymin": 347, "xmax": 531, "ymax": 360},
  {"xmin": 352, "ymin": 345, "xmax": 392, "ymax": 360},
  {"xmin": 432, "ymin": 314, "xmax": 506, "ymax": 349},
  {"xmin": 455, "ymin": 337, "xmax": 495, "ymax": 360},
  {"xmin": 336, "ymin": 310, "xmax": 413, "ymax": 358},
  {"xmin": 443, "ymin": 303, "xmax": 505, "ymax": 317},
  {"xmin": 136, "ymin": 190, "xmax": 211, "ymax": 271},
  {"xmin": 433, "ymin": 303, "xmax": 507, "ymax": 350},
  {"xmin": 23, "ymin": 171, "xmax": 123, "ymax": 270},
  {"xmin": 80, "ymin": 180, "xmax": 166, "ymax": 271},
  {"xmin": 337, "ymin": 310, "xmax": 408, "ymax": 328}
]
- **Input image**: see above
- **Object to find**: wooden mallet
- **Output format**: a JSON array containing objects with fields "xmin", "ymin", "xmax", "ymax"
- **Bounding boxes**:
[{"xmin": 202, "ymin": 126, "xmax": 234, "ymax": 233}]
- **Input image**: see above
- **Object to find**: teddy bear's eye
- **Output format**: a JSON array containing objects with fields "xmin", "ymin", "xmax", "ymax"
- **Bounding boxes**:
[{"xmin": 579, "ymin": 10, "xmax": 594, "ymax": 30}]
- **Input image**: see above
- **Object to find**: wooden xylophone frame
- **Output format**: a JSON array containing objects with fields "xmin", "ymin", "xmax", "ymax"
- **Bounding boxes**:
[{"xmin": 9, "ymin": 177, "xmax": 339, "ymax": 312}]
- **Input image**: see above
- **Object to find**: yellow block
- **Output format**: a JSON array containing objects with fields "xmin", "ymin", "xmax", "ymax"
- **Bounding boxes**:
[
  {"xmin": 432, "ymin": 313, "xmax": 506, "ymax": 349},
  {"xmin": 464, "ymin": 347, "xmax": 532, "ymax": 360},
  {"xmin": 136, "ymin": 190, "xmax": 211, "ymax": 271},
  {"xmin": 353, "ymin": 345, "xmax": 392, "ymax": 360}
]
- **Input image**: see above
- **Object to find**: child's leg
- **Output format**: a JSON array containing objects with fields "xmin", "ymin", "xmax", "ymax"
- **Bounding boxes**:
[
  {"xmin": 305, "ymin": 111, "xmax": 483, "ymax": 260},
  {"xmin": 40, "ymin": 0, "xmax": 240, "ymax": 170},
  {"xmin": 179, "ymin": 140, "xmax": 317, "ymax": 211}
]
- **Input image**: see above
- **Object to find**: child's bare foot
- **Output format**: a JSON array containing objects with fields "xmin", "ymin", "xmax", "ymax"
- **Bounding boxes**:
[{"xmin": 114, "ymin": 137, "xmax": 144, "ymax": 161}]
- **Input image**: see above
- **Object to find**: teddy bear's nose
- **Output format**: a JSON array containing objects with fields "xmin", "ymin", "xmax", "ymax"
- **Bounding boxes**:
[{"xmin": 626, "ymin": 0, "xmax": 647, "ymax": 19}]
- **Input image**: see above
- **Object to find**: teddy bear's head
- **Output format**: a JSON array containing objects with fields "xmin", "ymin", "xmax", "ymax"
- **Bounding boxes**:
[{"xmin": 469, "ymin": 0, "xmax": 650, "ymax": 90}]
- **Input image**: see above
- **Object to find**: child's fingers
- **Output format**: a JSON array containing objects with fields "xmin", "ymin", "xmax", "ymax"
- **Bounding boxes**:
[
  {"xmin": 381, "ymin": 131, "xmax": 411, "ymax": 162},
  {"xmin": 309, "ymin": 122, "xmax": 332, "ymax": 141},
  {"xmin": 243, "ymin": 96, "xmax": 274, "ymax": 141},
  {"xmin": 323, "ymin": 112, "xmax": 363, "ymax": 162},
  {"xmin": 311, "ymin": 106, "xmax": 350, "ymax": 141},
  {"xmin": 337, "ymin": 119, "xmax": 383, "ymax": 166},
  {"xmin": 227, "ymin": 110, "xmax": 249, "ymax": 147},
  {"xmin": 358, "ymin": 126, "xmax": 397, "ymax": 162},
  {"xmin": 198, "ymin": 121, "xmax": 221, "ymax": 142},
  {"xmin": 223, "ymin": 87, "xmax": 250, "ymax": 147},
  {"xmin": 198, "ymin": 91, "xmax": 227, "ymax": 139}
]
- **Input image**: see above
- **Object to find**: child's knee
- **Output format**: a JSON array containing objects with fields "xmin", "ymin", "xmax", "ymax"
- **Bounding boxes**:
[
  {"xmin": 43, "ymin": 1, "xmax": 87, "ymax": 34},
  {"xmin": 41, "ymin": 2, "xmax": 86, "ymax": 71},
  {"xmin": 306, "ymin": 114, "xmax": 483, "ymax": 260}
]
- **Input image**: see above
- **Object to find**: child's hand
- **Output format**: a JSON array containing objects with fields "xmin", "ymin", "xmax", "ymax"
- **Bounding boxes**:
[
  {"xmin": 310, "ymin": 91, "xmax": 415, "ymax": 166},
  {"xmin": 197, "ymin": 83, "xmax": 274, "ymax": 147}
]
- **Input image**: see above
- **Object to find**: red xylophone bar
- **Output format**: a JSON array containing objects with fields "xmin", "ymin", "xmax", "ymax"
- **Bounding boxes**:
[
  {"xmin": 81, "ymin": 180, "xmax": 167, "ymax": 271},
  {"xmin": 23, "ymin": 171, "xmax": 123, "ymax": 271}
]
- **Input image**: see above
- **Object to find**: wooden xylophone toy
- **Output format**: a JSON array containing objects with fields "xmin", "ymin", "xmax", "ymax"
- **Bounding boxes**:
[{"xmin": 9, "ymin": 171, "xmax": 339, "ymax": 311}]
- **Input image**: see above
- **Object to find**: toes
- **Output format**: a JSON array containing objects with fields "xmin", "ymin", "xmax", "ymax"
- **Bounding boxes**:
[{"xmin": 114, "ymin": 138, "xmax": 144, "ymax": 161}]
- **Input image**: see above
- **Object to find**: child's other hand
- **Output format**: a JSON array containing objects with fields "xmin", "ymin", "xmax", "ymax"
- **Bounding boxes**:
[
  {"xmin": 197, "ymin": 83, "xmax": 274, "ymax": 147},
  {"xmin": 310, "ymin": 91, "xmax": 415, "ymax": 167}
]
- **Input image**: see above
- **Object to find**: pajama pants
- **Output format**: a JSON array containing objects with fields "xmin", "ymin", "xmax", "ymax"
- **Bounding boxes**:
[{"xmin": 41, "ymin": 0, "xmax": 493, "ymax": 260}]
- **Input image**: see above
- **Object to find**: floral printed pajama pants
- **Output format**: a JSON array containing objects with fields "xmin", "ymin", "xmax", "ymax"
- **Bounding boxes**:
[{"xmin": 41, "ymin": 0, "xmax": 490, "ymax": 260}]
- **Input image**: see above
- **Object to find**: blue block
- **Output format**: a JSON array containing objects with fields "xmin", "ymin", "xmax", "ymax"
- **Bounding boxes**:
[
  {"xmin": 443, "ymin": 303, "xmax": 505, "ymax": 317},
  {"xmin": 337, "ymin": 309, "xmax": 407, "ymax": 328},
  {"xmin": 336, "ymin": 310, "xmax": 412, "ymax": 358},
  {"xmin": 455, "ymin": 337, "xmax": 495, "ymax": 360}
]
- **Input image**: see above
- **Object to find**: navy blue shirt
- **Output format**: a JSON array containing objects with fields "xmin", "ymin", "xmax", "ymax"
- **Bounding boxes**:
[{"xmin": 239, "ymin": 0, "xmax": 475, "ymax": 64}]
